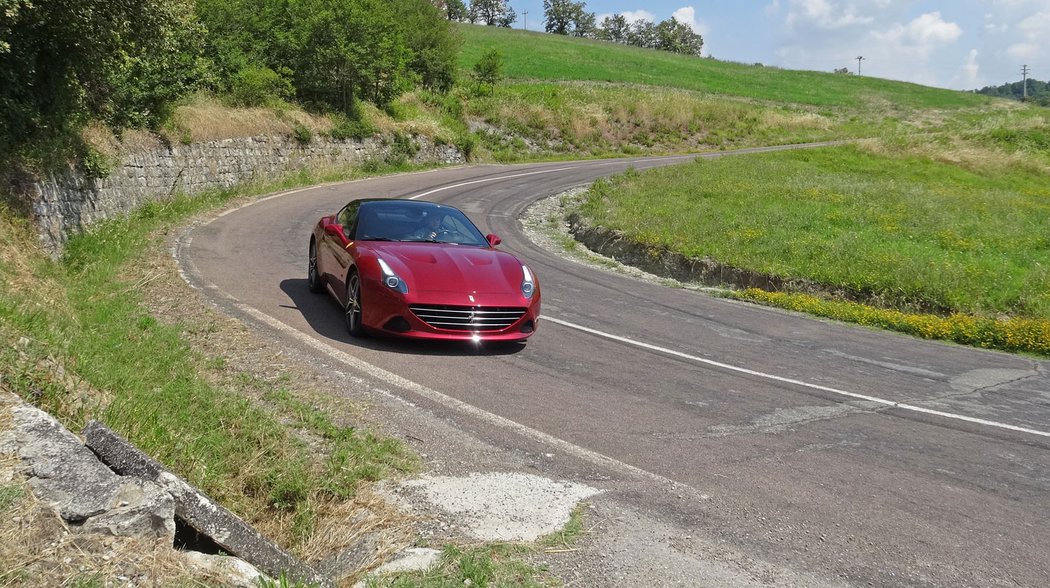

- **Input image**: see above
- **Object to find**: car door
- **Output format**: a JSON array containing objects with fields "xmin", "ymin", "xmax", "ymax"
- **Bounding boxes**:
[{"xmin": 320, "ymin": 201, "xmax": 359, "ymax": 298}]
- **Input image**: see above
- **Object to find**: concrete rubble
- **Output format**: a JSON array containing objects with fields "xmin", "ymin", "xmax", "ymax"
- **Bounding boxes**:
[{"xmin": 0, "ymin": 389, "xmax": 330, "ymax": 587}]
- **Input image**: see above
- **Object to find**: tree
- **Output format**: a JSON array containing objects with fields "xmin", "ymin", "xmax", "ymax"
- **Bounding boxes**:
[
  {"xmin": 543, "ymin": 0, "xmax": 573, "ymax": 34},
  {"xmin": 470, "ymin": 0, "xmax": 514, "ymax": 26},
  {"xmin": 445, "ymin": 0, "xmax": 468, "ymax": 21},
  {"xmin": 654, "ymin": 17, "xmax": 703, "ymax": 56},
  {"xmin": 572, "ymin": 8, "xmax": 595, "ymax": 37},
  {"xmin": 628, "ymin": 19, "xmax": 658, "ymax": 49},
  {"xmin": 1, "ymin": 0, "xmax": 207, "ymax": 164},
  {"xmin": 543, "ymin": 0, "xmax": 594, "ymax": 37},
  {"xmin": 497, "ymin": 5, "xmax": 517, "ymax": 27},
  {"xmin": 596, "ymin": 14, "xmax": 630, "ymax": 43},
  {"xmin": 397, "ymin": 0, "xmax": 462, "ymax": 91},
  {"xmin": 307, "ymin": 0, "xmax": 412, "ymax": 107},
  {"xmin": 471, "ymin": 48, "xmax": 503, "ymax": 94},
  {"xmin": 198, "ymin": 0, "xmax": 458, "ymax": 111}
]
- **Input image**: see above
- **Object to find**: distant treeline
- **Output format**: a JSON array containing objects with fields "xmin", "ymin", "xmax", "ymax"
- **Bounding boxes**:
[
  {"xmin": 1, "ymin": 0, "xmax": 458, "ymax": 171},
  {"xmin": 975, "ymin": 79, "xmax": 1050, "ymax": 106}
]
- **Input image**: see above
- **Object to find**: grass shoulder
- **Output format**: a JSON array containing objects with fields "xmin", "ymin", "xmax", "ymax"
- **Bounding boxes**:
[
  {"xmin": 572, "ymin": 137, "xmax": 1050, "ymax": 356},
  {"xmin": 0, "ymin": 165, "xmax": 436, "ymax": 583}
]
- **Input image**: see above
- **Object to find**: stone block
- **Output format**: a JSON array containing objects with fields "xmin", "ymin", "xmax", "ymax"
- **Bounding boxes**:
[{"xmin": 84, "ymin": 421, "xmax": 331, "ymax": 588}]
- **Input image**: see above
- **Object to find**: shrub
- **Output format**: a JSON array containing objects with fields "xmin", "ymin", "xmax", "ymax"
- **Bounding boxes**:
[
  {"xmin": 229, "ymin": 65, "xmax": 294, "ymax": 108},
  {"xmin": 472, "ymin": 49, "xmax": 505, "ymax": 95},
  {"xmin": 292, "ymin": 123, "xmax": 312, "ymax": 145},
  {"xmin": 327, "ymin": 116, "xmax": 377, "ymax": 141}
]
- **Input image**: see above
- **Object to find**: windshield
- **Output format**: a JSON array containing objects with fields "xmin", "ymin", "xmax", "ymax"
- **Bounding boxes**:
[{"xmin": 354, "ymin": 200, "xmax": 490, "ymax": 247}]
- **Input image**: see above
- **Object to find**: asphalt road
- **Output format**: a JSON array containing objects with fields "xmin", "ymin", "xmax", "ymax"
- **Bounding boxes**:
[{"xmin": 179, "ymin": 152, "xmax": 1050, "ymax": 587}]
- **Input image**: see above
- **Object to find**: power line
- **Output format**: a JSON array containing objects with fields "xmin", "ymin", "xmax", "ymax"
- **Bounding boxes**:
[{"xmin": 1020, "ymin": 64, "xmax": 1030, "ymax": 101}]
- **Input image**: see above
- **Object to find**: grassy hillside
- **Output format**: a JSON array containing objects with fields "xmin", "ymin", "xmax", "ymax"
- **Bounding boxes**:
[
  {"xmin": 457, "ymin": 24, "xmax": 989, "ymax": 110},
  {"xmin": 450, "ymin": 25, "xmax": 1049, "ymax": 354}
]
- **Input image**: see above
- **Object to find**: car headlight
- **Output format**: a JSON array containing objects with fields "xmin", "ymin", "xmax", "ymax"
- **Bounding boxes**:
[
  {"xmin": 521, "ymin": 264, "xmax": 535, "ymax": 299},
  {"xmin": 376, "ymin": 257, "xmax": 408, "ymax": 294}
]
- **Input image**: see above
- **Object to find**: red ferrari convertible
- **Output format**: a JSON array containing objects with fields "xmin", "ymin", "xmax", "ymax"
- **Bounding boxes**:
[{"xmin": 308, "ymin": 199, "xmax": 541, "ymax": 341}]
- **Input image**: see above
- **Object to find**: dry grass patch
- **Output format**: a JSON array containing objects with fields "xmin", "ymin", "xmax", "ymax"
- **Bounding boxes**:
[
  {"xmin": 0, "ymin": 213, "xmax": 61, "ymax": 302},
  {"xmin": 760, "ymin": 110, "xmax": 831, "ymax": 131},
  {"xmin": 858, "ymin": 134, "xmax": 1050, "ymax": 176},
  {"xmin": 298, "ymin": 488, "xmax": 417, "ymax": 570},
  {"xmin": 81, "ymin": 124, "xmax": 162, "ymax": 158},
  {"xmin": 170, "ymin": 96, "xmax": 331, "ymax": 143}
]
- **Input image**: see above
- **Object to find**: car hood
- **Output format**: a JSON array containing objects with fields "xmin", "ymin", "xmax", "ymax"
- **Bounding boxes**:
[{"xmin": 373, "ymin": 242, "xmax": 527, "ymax": 296}]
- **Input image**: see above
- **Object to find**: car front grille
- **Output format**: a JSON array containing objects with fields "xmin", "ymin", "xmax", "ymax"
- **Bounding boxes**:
[{"xmin": 409, "ymin": 304, "xmax": 527, "ymax": 331}]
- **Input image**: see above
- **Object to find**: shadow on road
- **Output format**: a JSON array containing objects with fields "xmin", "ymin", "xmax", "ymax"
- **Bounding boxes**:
[{"xmin": 278, "ymin": 278, "xmax": 526, "ymax": 357}]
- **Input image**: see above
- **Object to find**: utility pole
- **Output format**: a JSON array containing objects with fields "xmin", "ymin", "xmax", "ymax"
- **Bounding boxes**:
[
  {"xmin": 856, "ymin": 56, "xmax": 865, "ymax": 76},
  {"xmin": 522, "ymin": 9, "xmax": 528, "ymax": 30},
  {"xmin": 1021, "ymin": 64, "xmax": 1030, "ymax": 101}
]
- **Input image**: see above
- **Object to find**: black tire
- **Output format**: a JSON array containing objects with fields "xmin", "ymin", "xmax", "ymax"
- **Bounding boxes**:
[
  {"xmin": 307, "ymin": 239, "xmax": 323, "ymax": 294},
  {"xmin": 345, "ymin": 270, "xmax": 365, "ymax": 337}
]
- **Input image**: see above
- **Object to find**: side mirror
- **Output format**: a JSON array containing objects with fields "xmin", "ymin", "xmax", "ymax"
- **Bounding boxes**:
[
  {"xmin": 486, "ymin": 234, "xmax": 502, "ymax": 247},
  {"xmin": 324, "ymin": 224, "xmax": 347, "ymax": 241}
]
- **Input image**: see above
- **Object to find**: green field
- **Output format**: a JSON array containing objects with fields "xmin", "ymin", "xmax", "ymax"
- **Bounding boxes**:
[
  {"xmin": 582, "ymin": 146, "xmax": 1050, "ymax": 318},
  {"xmin": 452, "ymin": 24, "xmax": 1050, "ymax": 354},
  {"xmin": 457, "ymin": 24, "xmax": 989, "ymax": 110}
]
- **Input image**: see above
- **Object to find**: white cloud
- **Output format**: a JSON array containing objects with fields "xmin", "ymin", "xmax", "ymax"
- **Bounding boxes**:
[
  {"xmin": 957, "ymin": 49, "xmax": 981, "ymax": 87},
  {"xmin": 619, "ymin": 10, "xmax": 656, "ymax": 24},
  {"xmin": 1007, "ymin": 42, "xmax": 1040, "ymax": 60},
  {"xmin": 785, "ymin": 0, "xmax": 874, "ymax": 29},
  {"xmin": 671, "ymin": 6, "xmax": 710, "ymax": 35},
  {"xmin": 873, "ymin": 12, "xmax": 962, "ymax": 47},
  {"xmin": 1016, "ymin": 10, "xmax": 1050, "ymax": 37}
]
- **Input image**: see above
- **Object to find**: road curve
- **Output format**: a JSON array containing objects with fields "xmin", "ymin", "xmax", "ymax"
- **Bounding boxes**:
[{"xmin": 179, "ymin": 151, "xmax": 1050, "ymax": 587}]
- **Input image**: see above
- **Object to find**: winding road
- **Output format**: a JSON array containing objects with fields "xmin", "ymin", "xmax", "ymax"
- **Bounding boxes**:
[{"xmin": 178, "ymin": 151, "xmax": 1050, "ymax": 587}]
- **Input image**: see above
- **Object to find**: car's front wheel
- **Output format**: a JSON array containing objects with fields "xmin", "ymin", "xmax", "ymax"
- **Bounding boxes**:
[
  {"xmin": 307, "ymin": 239, "xmax": 323, "ymax": 294},
  {"xmin": 345, "ymin": 270, "xmax": 365, "ymax": 337}
]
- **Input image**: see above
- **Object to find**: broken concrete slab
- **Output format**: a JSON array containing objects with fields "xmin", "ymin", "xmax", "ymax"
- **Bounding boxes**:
[
  {"xmin": 183, "ymin": 551, "xmax": 267, "ymax": 588},
  {"xmin": 83, "ymin": 420, "xmax": 331, "ymax": 588},
  {"xmin": 0, "ymin": 394, "xmax": 175, "ymax": 541},
  {"xmin": 80, "ymin": 476, "xmax": 176, "ymax": 539}
]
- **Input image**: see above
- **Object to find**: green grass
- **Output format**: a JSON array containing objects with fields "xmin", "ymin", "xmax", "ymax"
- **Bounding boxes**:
[
  {"xmin": 463, "ymin": 81, "xmax": 861, "ymax": 159},
  {"xmin": 580, "ymin": 146, "xmax": 1050, "ymax": 320},
  {"xmin": 457, "ymin": 24, "xmax": 990, "ymax": 110},
  {"xmin": 367, "ymin": 544, "xmax": 555, "ymax": 588},
  {"xmin": 0, "ymin": 484, "xmax": 23, "ymax": 512},
  {"xmin": 0, "ymin": 162, "xmax": 426, "ymax": 550}
]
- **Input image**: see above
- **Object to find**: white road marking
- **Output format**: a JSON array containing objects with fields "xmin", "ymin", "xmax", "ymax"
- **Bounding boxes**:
[
  {"xmin": 544, "ymin": 316, "xmax": 1050, "ymax": 439},
  {"xmin": 408, "ymin": 156, "xmax": 695, "ymax": 200}
]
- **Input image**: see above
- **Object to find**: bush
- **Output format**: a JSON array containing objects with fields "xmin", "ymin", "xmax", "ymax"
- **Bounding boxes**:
[
  {"xmin": 471, "ymin": 49, "xmax": 505, "ymax": 95},
  {"xmin": 385, "ymin": 131, "xmax": 419, "ymax": 166},
  {"xmin": 229, "ymin": 65, "xmax": 293, "ymax": 107},
  {"xmin": 327, "ymin": 113, "xmax": 377, "ymax": 141},
  {"xmin": 292, "ymin": 123, "xmax": 312, "ymax": 145}
]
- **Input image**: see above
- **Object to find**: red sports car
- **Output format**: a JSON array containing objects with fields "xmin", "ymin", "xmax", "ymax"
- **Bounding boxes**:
[{"xmin": 308, "ymin": 199, "xmax": 540, "ymax": 341}]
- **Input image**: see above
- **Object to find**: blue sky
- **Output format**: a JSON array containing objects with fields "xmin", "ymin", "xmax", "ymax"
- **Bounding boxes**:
[{"xmin": 507, "ymin": 0, "xmax": 1050, "ymax": 90}]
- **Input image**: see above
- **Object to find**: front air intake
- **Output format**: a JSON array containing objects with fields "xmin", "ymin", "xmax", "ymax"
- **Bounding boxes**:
[{"xmin": 410, "ymin": 305, "xmax": 526, "ymax": 331}]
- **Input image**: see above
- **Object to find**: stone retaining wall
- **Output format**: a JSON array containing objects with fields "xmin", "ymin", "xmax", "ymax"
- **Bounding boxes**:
[{"xmin": 26, "ymin": 134, "xmax": 464, "ymax": 255}]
